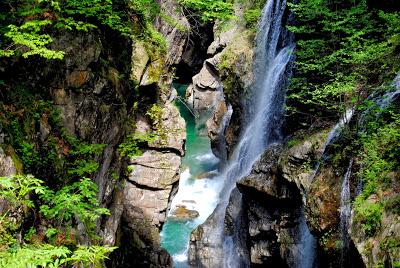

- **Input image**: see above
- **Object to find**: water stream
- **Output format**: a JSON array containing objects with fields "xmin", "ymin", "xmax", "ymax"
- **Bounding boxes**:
[
  {"xmin": 160, "ymin": 84, "xmax": 222, "ymax": 267},
  {"xmin": 162, "ymin": 0, "xmax": 297, "ymax": 266}
]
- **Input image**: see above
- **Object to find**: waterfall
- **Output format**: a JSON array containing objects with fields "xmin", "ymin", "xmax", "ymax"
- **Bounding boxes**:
[
  {"xmin": 296, "ymin": 211, "xmax": 317, "ymax": 268},
  {"xmin": 323, "ymin": 108, "xmax": 354, "ymax": 153},
  {"xmin": 308, "ymin": 108, "xmax": 354, "ymax": 183},
  {"xmin": 217, "ymin": 0, "xmax": 295, "ymax": 265},
  {"xmin": 358, "ymin": 73, "xmax": 400, "ymax": 132},
  {"xmin": 163, "ymin": 0, "xmax": 295, "ymax": 265},
  {"xmin": 340, "ymin": 160, "xmax": 353, "ymax": 265}
]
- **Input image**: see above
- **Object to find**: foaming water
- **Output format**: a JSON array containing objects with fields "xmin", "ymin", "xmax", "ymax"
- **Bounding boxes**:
[{"xmin": 160, "ymin": 84, "xmax": 226, "ymax": 267}]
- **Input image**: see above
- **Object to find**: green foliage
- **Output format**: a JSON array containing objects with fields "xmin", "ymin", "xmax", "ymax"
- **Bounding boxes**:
[
  {"xmin": 178, "ymin": 0, "xmax": 234, "ymax": 22},
  {"xmin": 0, "ymin": 175, "xmax": 44, "ymax": 209},
  {"xmin": 0, "ymin": 0, "xmax": 167, "ymax": 59},
  {"xmin": 118, "ymin": 132, "xmax": 156, "ymax": 158},
  {"xmin": 353, "ymin": 108, "xmax": 400, "ymax": 236},
  {"xmin": 67, "ymin": 245, "xmax": 117, "ymax": 267},
  {"xmin": 0, "ymin": 174, "xmax": 115, "ymax": 266},
  {"xmin": 40, "ymin": 178, "xmax": 109, "ymax": 236},
  {"xmin": 286, "ymin": 0, "xmax": 400, "ymax": 122},
  {"xmin": 244, "ymin": 8, "xmax": 261, "ymax": 28},
  {"xmin": 146, "ymin": 104, "xmax": 168, "ymax": 144},
  {"xmin": 0, "ymin": 244, "xmax": 116, "ymax": 268},
  {"xmin": 0, "ymin": 175, "xmax": 44, "ymax": 250},
  {"xmin": 67, "ymin": 141, "xmax": 106, "ymax": 178},
  {"xmin": 1, "ymin": 20, "xmax": 64, "ymax": 59},
  {"xmin": 353, "ymin": 199, "xmax": 383, "ymax": 236},
  {"xmin": 0, "ymin": 244, "xmax": 70, "ymax": 268}
]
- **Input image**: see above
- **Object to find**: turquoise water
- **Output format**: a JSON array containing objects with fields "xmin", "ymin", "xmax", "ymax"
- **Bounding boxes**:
[{"xmin": 160, "ymin": 84, "xmax": 220, "ymax": 267}]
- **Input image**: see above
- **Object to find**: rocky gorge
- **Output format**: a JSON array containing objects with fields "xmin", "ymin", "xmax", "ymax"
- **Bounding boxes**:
[{"xmin": 0, "ymin": 0, "xmax": 399, "ymax": 267}]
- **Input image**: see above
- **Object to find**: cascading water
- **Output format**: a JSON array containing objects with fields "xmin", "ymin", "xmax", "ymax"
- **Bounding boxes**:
[
  {"xmin": 162, "ymin": 0, "xmax": 296, "ymax": 266},
  {"xmin": 212, "ymin": 0, "xmax": 296, "ymax": 266},
  {"xmin": 339, "ymin": 159, "xmax": 353, "ymax": 265},
  {"xmin": 308, "ymin": 108, "xmax": 354, "ymax": 183},
  {"xmin": 358, "ymin": 74, "xmax": 400, "ymax": 132}
]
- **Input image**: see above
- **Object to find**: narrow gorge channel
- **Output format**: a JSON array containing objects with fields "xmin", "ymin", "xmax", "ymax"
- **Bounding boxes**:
[
  {"xmin": 161, "ymin": 83, "xmax": 221, "ymax": 267},
  {"xmin": 164, "ymin": 0, "xmax": 301, "ymax": 266}
]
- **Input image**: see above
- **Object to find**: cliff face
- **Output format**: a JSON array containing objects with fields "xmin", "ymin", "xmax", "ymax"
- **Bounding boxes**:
[
  {"xmin": 0, "ymin": 1, "xmax": 187, "ymax": 265},
  {"xmin": 1, "ymin": 0, "xmax": 399, "ymax": 267}
]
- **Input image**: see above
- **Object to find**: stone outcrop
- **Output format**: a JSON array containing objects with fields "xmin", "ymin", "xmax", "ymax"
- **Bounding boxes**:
[
  {"xmin": 205, "ymin": 100, "xmax": 231, "ymax": 160},
  {"xmin": 114, "ymin": 98, "xmax": 185, "ymax": 267},
  {"xmin": 0, "ymin": 147, "xmax": 18, "ymax": 177},
  {"xmin": 148, "ymin": 102, "xmax": 186, "ymax": 155},
  {"xmin": 186, "ymin": 58, "xmax": 224, "ymax": 119},
  {"xmin": 125, "ymin": 151, "xmax": 181, "ymax": 226},
  {"xmin": 231, "ymin": 146, "xmax": 307, "ymax": 267}
]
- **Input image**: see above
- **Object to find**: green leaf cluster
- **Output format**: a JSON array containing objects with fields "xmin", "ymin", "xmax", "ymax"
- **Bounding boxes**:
[
  {"xmin": 178, "ymin": 0, "xmax": 234, "ymax": 22},
  {"xmin": 286, "ymin": 0, "xmax": 400, "ymax": 122},
  {"xmin": 0, "ymin": 175, "xmax": 115, "ymax": 267},
  {"xmin": 353, "ymin": 108, "xmax": 400, "ymax": 236},
  {"xmin": 0, "ymin": 244, "xmax": 116, "ymax": 268},
  {"xmin": 118, "ymin": 132, "xmax": 156, "ymax": 158},
  {"xmin": 40, "ymin": 178, "xmax": 109, "ymax": 236},
  {"xmin": 0, "ymin": 0, "xmax": 168, "ymax": 59}
]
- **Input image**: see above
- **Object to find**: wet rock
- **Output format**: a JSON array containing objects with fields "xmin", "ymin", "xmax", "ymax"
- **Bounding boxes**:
[
  {"xmin": 52, "ymin": 30, "xmax": 102, "ymax": 70},
  {"xmin": 102, "ymin": 185, "xmax": 124, "ymax": 245},
  {"xmin": 124, "ymin": 182, "xmax": 172, "ymax": 227},
  {"xmin": 66, "ymin": 70, "xmax": 89, "ymax": 88},
  {"xmin": 169, "ymin": 205, "xmax": 199, "ymax": 221},
  {"xmin": 154, "ymin": 0, "xmax": 190, "ymax": 67},
  {"xmin": 186, "ymin": 57, "xmax": 224, "ymax": 118},
  {"xmin": 280, "ymin": 132, "xmax": 326, "ymax": 193},
  {"xmin": 307, "ymin": 167, "xmax": 341, "ymax": 233},
  {"xmin": 234, "ymin": 146, "xmax": 304, "ymax": 267},
  {"xmin": 189, "ymin": 206, "xmax": 226, "ymax": 268},
  {"xmin": 195, "ymin": 170, "xmax": 219, "ymax": 180}
]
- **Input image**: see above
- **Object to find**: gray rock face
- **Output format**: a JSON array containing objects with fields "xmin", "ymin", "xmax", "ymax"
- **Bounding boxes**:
[
  {"xmin": 189, "ymin": 205, "xmax": 226, "ymax": 268},
  {"xmin": 0, "ymin": 147, "xmax": 17, "ymax": 177},
  {"xmin": 235, "ymin": 146, "xmax": 304, "ymax": 267},
  {"xmin": 129, "ymin": 151, "xmax": 181, "ymax": 189},
  {"xmin": 124, "ymin": 149, "xmax": 181, "ymax": 228},
  {"xmin": 206, "ymin": 100, "xmax": 230, "ymax": 159},
  {"xmin": 52, "ymin": 29, "xmax": 177, "ymax": 266},
  {"xmin": 131, "ymin": 41, "xmax": 149, "ymax": 83},
  {"xmin": 155, "ymin": 0, "xmax": 190, "ymax": 67},
  {"xmin": 186, "ymin": 59, "xmax": 224, "ymax": 118},
  {"xmin": 149, "ymin": 102, "xmax": 186, "ymax": 155},
  {"xmin": 189, "ymin": 146, "xmax": 305, "ymax": 267}
]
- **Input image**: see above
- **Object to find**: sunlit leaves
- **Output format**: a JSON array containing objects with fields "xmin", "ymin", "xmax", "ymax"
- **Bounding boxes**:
[{"xmin": 1, "ymin": 20, "xmax": 64, "ymax": 59}]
